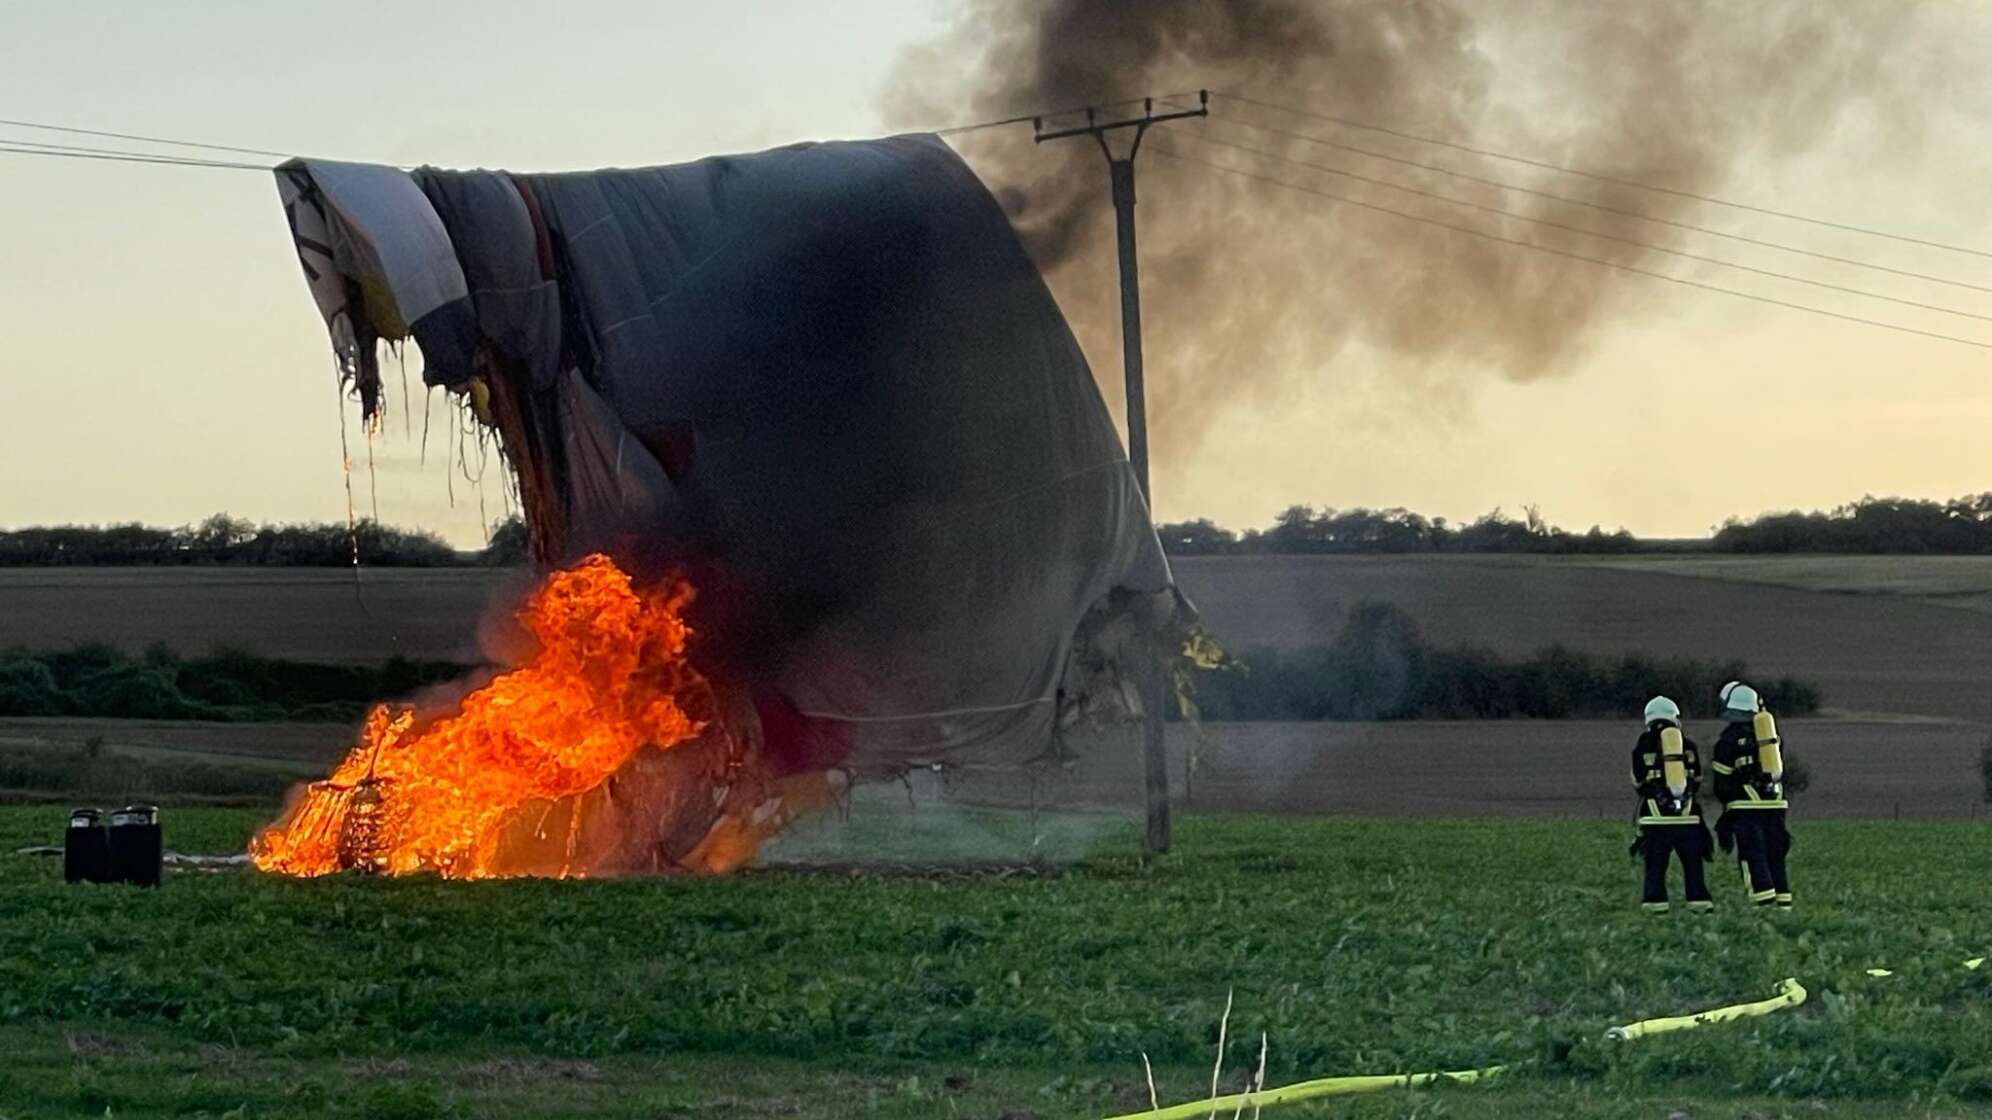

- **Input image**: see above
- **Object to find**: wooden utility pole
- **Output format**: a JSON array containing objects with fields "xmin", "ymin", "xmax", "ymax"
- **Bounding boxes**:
[{"xmin": 1037, "ymin": 91, "xmax": 1208, "ymax": 854}]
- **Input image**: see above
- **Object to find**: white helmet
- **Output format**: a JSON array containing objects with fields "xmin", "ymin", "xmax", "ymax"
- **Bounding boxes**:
[
  {"xmin": 1643, "ymin": 696, "xmax": 1681, "ymax": 725},
  {"xmin": 1724, "ymin": 683, "xmax": 1761, "ymax": 714},
  {"xmin": 1719, "ymin": 680, "xmax": 1744, "ymax": 705}
]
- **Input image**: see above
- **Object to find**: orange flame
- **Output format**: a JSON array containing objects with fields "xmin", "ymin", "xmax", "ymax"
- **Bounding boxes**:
[{"xmin": 252, "ymin": 553, "xmax": 730, "ymax": 879}]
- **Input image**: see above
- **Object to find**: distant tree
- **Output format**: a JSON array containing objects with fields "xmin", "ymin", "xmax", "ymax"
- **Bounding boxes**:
[
  {"xmin": 1714, "ymin": 493, "xmax": 1992, "ymax": 554},
  {"xmin": 1265, "ymin": 505, "xmax": 1321, "ymax": 552},
  {"xmin": 1155, "ymin": 518, "xmax": 1236, "ymax": 555},
  {"xmin": 191, "ymin": 513, "xmax": 255, "ymax": 556},
  {"xmin": 483, "ymin": 516, "xmax": 531, "ymax": 566}
]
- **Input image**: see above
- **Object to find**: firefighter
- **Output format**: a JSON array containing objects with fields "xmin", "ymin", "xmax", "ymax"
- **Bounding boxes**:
[
  {"xmin": 1710, "ymin": 682, "xmax": 1793, "ymax": 908},
  {"xmin": 1630, "ymin": 696, "xmax": 1713, "ymax": 913}
]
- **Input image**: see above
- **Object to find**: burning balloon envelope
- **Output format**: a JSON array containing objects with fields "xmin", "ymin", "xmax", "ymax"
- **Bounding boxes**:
[{"xmin": 266, "ymin": 134, "xmax": 1186, "ymax": 877}]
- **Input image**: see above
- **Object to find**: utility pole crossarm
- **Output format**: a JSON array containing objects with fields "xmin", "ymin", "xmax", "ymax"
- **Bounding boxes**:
[
  {"xmin": 1031, "ymin": 93, "xmax": 1211, "ymax": 145},
  {"xmin": 1034, "ymin": 90, "xmax": 1207, "ymax": 856}
]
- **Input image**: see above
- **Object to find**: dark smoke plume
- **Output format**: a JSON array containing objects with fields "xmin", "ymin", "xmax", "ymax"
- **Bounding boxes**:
[{"xmin": 885, "ymin": 1, "xmax": 1930, "ymax": 480}]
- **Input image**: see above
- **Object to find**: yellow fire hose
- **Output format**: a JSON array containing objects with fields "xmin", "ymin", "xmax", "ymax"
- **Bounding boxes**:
[
  {"xmin": 1103, "ymin": 960, "xmax": 1992, "ymax": 1119},
  {"xmin": 1100, "ymin": 1065, "xmax": 1508, "ymax": 1120},
  {"xmin": 1106, "ymin": 978, "xmax": 1809, "ymax": 1119},
  {"xmin": 1603, "ymin": 977, "xmax": 1807, "ymax": 1042}
]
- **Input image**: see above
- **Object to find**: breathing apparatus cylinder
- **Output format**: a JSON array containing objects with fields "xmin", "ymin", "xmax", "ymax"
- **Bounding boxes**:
[
  {"xmin": 1659, "ymin": 726, "xmax": 1688, "ymax": 800},
  {"xmin": 1753, "ymin": 709, "xmax": 1783, "ymax": 779}
]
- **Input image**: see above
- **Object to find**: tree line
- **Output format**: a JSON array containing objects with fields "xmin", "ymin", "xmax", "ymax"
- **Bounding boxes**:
[
  {"xmin": 8, "ymin": 492, "xmax": 1990, "ymax": 565},
  {"xmin": 0, "ymin": 514, "xmax": 522, "ymax": 567},
  {"xmin": 1159, "ymin": 505, "xmax": 1639, "ymax": 556},
  {"xmin": 1711, "ymin": 493, "xmax": 1992, "ymax": 554},
  {"xmin": 1162, "ymin": 493, "xmax": 1992, "ymax": 556}
]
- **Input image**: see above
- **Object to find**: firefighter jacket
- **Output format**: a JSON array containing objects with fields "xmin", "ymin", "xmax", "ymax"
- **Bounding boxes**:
[
  {"xmin": 1631, "ymin": 725, "xmax": 1703, "ymax": 825},
  {"xmin": 1711, "ymin": 718, "xmax": 1789, "ymax": 809}
]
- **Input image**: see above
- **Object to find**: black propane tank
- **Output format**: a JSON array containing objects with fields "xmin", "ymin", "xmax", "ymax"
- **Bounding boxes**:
[
  {"xmin": 64, "ymin": 807, "xmax": 113, "ymax": 884},
  {"xmin": 108, "ymin": 804, "xmax": 163, "ymax": 887}
]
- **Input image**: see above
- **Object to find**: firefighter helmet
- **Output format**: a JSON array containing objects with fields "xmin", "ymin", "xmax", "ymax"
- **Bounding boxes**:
[
  {"xmin": 1724, "ymin": 683, "xmax": 1761, "ymax": 714},
  {"xmin": 1643, "ymin": 696, "xmax": 1681, "ymax": 725}
]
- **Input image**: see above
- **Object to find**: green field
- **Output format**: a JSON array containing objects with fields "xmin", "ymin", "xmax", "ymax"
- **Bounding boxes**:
[
  {"xmin": 1574, "ymin": 554, "xmax": 1992, "ymax": 615},
  {"xmin": 4, "ymin": 808, "xmax": 1989, "ymax": 1118}
]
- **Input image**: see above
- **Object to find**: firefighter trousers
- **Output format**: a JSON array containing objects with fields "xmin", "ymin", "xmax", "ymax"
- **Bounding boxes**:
[
  {"xmin": 1640, "ymin": 825, "xmax": 1711, "ymax": 913},
  {"xmin": 1730, "ymin": 810, "xmax": 1792, "ymax": 906}
]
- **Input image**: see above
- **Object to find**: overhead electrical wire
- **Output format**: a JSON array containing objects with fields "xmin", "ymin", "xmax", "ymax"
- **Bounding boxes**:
[
  {"xmin": 8, "ymin": 98, "xmax": 1990, "ymax": 351},
  {"xmin": 1161, "ymin": 121, "xmax": 1992, "ymax": 325},
  {"xmin": 0, "ymin": 115, "xmax": 294, "ymax": 159},
  {"xmin": 934, "ymin": 113, "xmax": 1042, "ymax": 136},
  {"xmin": 1147, "ymin": 142, "xmax": 1992, "ymax": 352},
  {"xmin": 5, "ymin": 137, "xmax": 222, "ymax": 162},
  {"xmin": 1192, "ymin": 107, "xmax": 1992, "ymax": 296},
  {"xmin": 1218, "ymin": 90, "xmax": 1992, "ymax": 262},
  {"xmin": 0, "ymin": 93, "xmax": 1189, "ymax": 170},
  {"xmin": 0, "ymin": 142, "xmax": 270, "ymax": 171}
]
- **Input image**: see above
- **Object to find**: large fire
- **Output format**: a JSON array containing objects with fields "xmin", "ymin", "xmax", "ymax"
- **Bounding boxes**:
[{"xmin": 251, "ymin": 554, "xmax": 823, "ymax": 879}]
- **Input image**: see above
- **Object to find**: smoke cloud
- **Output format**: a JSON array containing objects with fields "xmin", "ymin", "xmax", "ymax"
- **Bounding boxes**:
[{"xmin": 885, "ymin": 1, "xmax": 1933, "ymax": 479}]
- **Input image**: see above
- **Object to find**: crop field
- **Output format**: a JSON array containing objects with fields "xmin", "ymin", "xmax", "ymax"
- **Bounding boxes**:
[
  {"xmin": 9, "ymin": 556, "xmax": 1992, "ymax": 724},
  {"xmin": 4, "ymin": 557, "xmax": 1987, "ymax": 822},
  {"xmin": 3, "ymin": 807, "xmax": 1989, "ymax": 1118},
  {"xmin": 0, "ymin": 718, "xmax": 345, "ymax": 771},
  {"xmin": 1172, "ymin": 555, "xmax": 1992, "ymax": 723},
  {"xmin": 1576, "ymin": 555, "xmax": 1992, "ymax": 616},
  {"xmin": 0, "ymin": 568, "xmax": 524, "ymax": 665}
]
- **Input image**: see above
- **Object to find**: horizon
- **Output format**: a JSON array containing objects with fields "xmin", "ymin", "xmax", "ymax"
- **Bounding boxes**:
[{"xmin": 8, "ymin": 487, "xmax": 1990, "ymax": 550}]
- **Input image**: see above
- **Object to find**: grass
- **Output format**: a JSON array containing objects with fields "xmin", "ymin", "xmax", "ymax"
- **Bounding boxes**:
[
  {"xmin": 5, "ymin": 1027, "xmax": 1985, "ymax": 1120},
  {"xmin": 3, "ymin": 808, "xmax": 1990, "ymax": 1118}
]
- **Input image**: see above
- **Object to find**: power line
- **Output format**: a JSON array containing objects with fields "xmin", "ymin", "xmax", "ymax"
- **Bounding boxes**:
[
  {"xmin": 1164, "ymin": 122, "xmax": 1992, "ymax": 325},
  {"xmin": 1148, "ymin": 142, "xmax": 1992, "ymax": 352},
  {"xmin": 0, "ymin": 136, "xmax": 275, "ymax": 166},
  {"xmin": 935, "ymin": 113, "xmax": 1041, "ymax": 136},
  {"xmin": 1219, "ymin": 90, "xmax": 1992, "ymax": 262},
  {"xmin": 0, "ymin": 142, "xmax": 270, "ymax": 171},
  {"xmin": 0, "ymin": 91, "xmax": 1124, "ymax": 174},
  {"xmin": 1193, "ymin": 108, "xmax": 1992, "ymax": 297},
  {"xmin": 0, "ymin": 115, "xmax": 294, "ymax": 159}
]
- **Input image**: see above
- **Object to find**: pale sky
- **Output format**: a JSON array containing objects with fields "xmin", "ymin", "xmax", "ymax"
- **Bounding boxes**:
[{"xmin": 3, "ymin": 1, "xmax": 1989, "ymax": 547}]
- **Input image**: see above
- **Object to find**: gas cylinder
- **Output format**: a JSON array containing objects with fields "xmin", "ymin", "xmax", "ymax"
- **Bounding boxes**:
[
  {"xmin": 64, "ymin": 807, "xmax": 112, "ymax": 884},
  {"xmin": 1752, "ymin": 709, "xmax": 1783, "ymax": 779},
  {"xmin": 1659, "ymin": 726, "xmax": 1688, "ymax": 800},
  {"xmin": 108, "ymin": 803, "xmax": 162, "ymax": 887}
]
